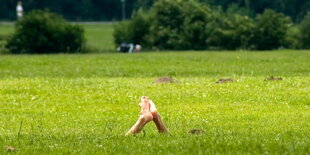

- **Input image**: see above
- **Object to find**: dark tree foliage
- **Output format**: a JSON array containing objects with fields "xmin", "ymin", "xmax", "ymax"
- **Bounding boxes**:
[
  {"xmin": 136, "ymin": 0, "xmax": 156, "ymax": 9},
  {"xmin": 0, "ymin": 0, "xmax": 137, "ymax": 21},
  {"xmin": 147, "ymin": 0, "xmax": 212, "ymax": 50},
  {"xmin": 250, "ymin": 9, "xmax": 291, "ymax": 50},
  {"xmin": 206, "ymin": 12, "xmax": 255, "ymax": 50},
  {"xmin": 300, "ymin": 12, "xmax": 310, "ymax": 49},
  {"xmin": 201, "ymin": 0, "xmax": 310, "ymax": 22},
  {"xmin": 114, "ymin": 0, "xmax": 294, "ymax": 51},
  {"xmin": 0, "ymin": 0, "xmax": 309, "ymax": 21},
  {"xmin": 113, "ymin": 9, "xmax": 150, "ymax": 46}
]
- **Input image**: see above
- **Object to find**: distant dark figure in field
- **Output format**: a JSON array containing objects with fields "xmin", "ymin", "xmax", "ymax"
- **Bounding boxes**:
[
  {"xmin": 117, "ymin": 43, "xmax": 141, "ymax": 53},
  {"xmin": 126, "ymin": 96, "xmax": 168, "ymax": 135}
]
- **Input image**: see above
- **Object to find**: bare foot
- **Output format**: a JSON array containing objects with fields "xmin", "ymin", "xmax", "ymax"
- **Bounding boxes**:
[
  {"xmin": 126, "ymin": 96, "xmax": 169, "ymax": 135},
  {"xmin": 125, "ymin": 96, "xmax": 153, "ymax": 135},
  {"xmin": 147, "ymin": 98, "xmax": 169, "ymax": 134}
]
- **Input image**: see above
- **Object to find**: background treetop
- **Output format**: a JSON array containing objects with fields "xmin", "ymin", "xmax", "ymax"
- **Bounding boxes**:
[{"xmin": 0, "ymin": 0, "xmax": 309, "ymax": 22}]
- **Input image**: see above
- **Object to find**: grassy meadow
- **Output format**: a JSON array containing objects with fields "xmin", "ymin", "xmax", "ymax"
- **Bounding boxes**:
[
  {"xmin": 0, "ymin": 50, "xmax": 309, "ymax": 154},
  {"xmin": 0, "ymin": 23, "xmax": 310, "ymax": 154}
]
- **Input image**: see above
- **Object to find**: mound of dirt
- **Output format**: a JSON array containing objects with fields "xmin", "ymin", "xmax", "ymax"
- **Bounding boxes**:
[
  {"xmin": 215, "ymin": 78, "xmax": 234, "ymax": 84},
  {"xmin": 154, "ymin": 76, "xmax": 178, "ymax": 84},
  {"xmin": 188, "ymin": 129, "xmax": 205, "ymax": 134},
  {"xmin": 4, "ymin": 146, "xmax": 17, "ymax": 152},
  {"xmin": 265, "ymin": 76, "xmax": 283, "ymax": 81}
]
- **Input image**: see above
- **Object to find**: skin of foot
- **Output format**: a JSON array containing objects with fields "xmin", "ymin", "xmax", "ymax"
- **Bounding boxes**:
[
  {"xmin": 125, "ymin": 97, "xmax": 153, "ymax": 135},
  {"xmin": 126, "ymin": 96, "xmax": 168, "ymax": 135},
  {"xmin": 148, "ymin": 99, "xmax": 169, "ymax": 133}
]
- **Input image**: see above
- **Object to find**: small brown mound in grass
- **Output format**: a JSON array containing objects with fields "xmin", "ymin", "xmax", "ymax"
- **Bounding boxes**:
[
  {"xmin": 188, "ymin": 129, "xmax": 205, "ymax": 134},
  {"xmin": 4, "ymin": 146, "xmax": 17, "ymax": 152},
  {"xmin": 154, "ymin": 76, "xmax": 177, "ymax": 84},
  {"xmin": 265, "ymin": 76, "xmax": 283, "ymax": 81},
  {"xmin": 215, "ymin": 78, "xmax": 234, "ymax": 84}
]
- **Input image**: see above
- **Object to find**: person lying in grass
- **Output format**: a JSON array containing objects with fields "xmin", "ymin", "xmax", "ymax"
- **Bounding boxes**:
[{"xmin": 126, "ymin": 96, "xmax": 169, "ymax": 135}]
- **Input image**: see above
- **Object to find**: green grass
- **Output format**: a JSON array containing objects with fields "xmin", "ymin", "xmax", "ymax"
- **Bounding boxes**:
[
  {"xmin": 0, "ymin": 23, "xmax": 115, "ymax": 52},
  {"xmin": 0, "ymin": 51, "xmax": 309, "ymax": 154},
  {"xmin": 83, "ymin": 24, "xmax": 114, "ymax": 51},
  {"xmin": 0, "ymin": 25, "xmax": 14, "ymax": 35}
]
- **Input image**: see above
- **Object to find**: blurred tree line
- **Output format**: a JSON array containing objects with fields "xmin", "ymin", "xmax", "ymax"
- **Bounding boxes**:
[
  {"xmin": 114, "ymin": 0, "xmax": 310, "ymax": 50},
  {"xmin": 0, "ymin": 0, "xmax": 309, "ymax": 22},
  {"xmin": 202, "ymin": 0, "xmax": 310, "ymax": 22},
  {"xmin": 1, "ymin": 0, "xmax": 137, "ymax": 21}
]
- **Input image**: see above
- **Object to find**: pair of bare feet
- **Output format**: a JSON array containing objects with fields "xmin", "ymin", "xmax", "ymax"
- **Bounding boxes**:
[{"xmin": 126, "ymin": 96, "xmax": 169, "ymax": 135}]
